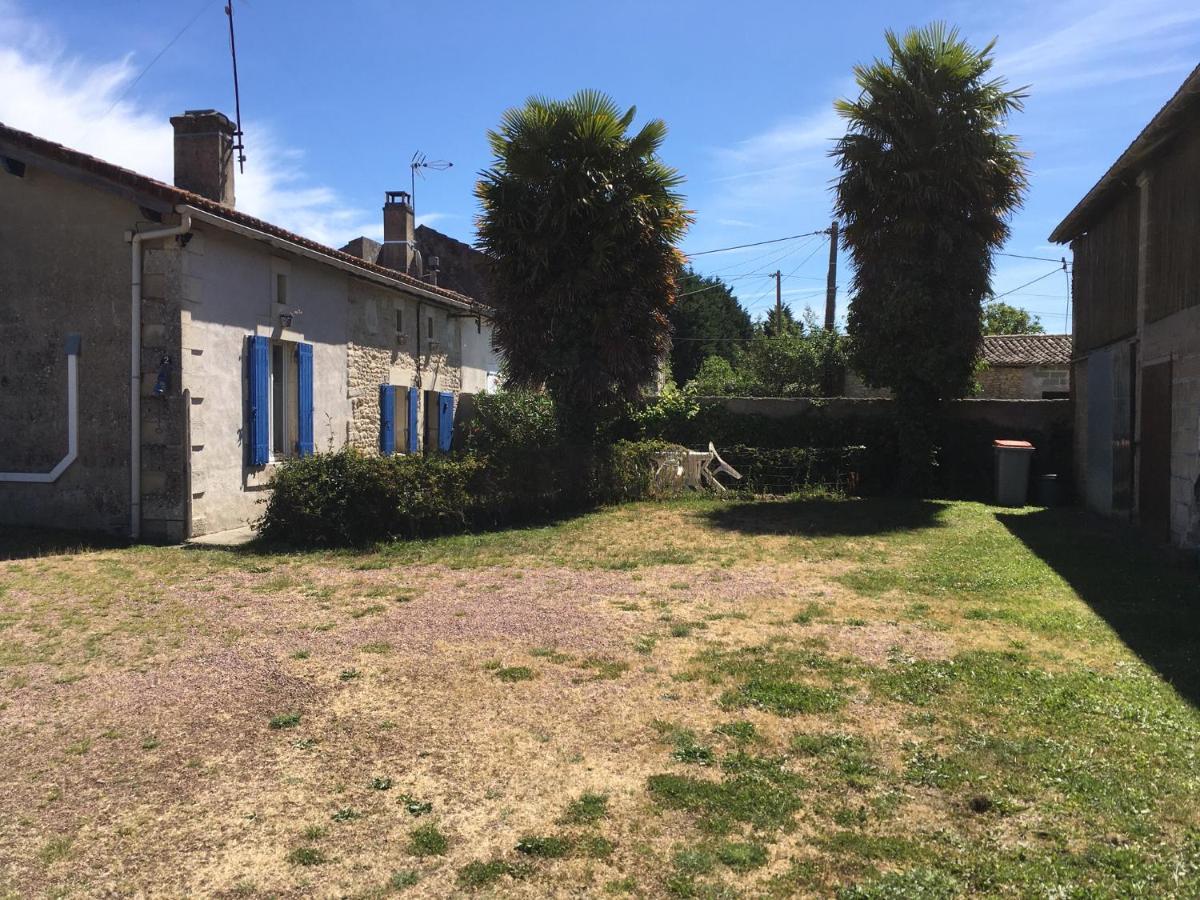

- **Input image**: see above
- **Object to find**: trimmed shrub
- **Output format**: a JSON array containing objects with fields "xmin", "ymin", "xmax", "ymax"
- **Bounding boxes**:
[
  {"xmin": 257, "ymin": 451, "xmax": 484, "ymax": 546},
  {"xmin": 256, "ymin": 440, "xmax": 675, "ymax": 547}
]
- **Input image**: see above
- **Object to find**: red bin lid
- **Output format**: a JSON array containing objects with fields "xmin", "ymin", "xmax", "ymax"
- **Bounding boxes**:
[{"xmin": 993, "ymin": 439, "xmax": 1034, "ymax": 449}]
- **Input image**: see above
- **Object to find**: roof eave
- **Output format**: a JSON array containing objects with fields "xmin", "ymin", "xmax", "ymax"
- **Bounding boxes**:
[{"xmin": 1048, "ymin": 63, "xmax": 1200, "ymax": 244}]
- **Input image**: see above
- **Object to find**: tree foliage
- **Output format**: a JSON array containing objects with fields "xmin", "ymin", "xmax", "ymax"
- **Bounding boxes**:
[
  {"xmin": 687, "ymin": 308, "xmax": 848, "ymax": 397},
  {"xmin": 668, "ymin": 268, "xmax": 752, "ymax": 384},
  {"xmin": 475, "ymin": 90, "xmax": 691, "ymax": 441},
  {"xmin": 832, "ymin": 24, "xmax": 1029, "ymax": 486},
  {"xmin": 982, "ymin": 300, "xmax": 1045, "ymax": 335}
]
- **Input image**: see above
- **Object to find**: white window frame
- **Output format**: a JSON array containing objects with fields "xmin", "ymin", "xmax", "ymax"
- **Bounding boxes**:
[{"xmin": 270, "ymin": 340, "xmax": 300, "ymax": 460}]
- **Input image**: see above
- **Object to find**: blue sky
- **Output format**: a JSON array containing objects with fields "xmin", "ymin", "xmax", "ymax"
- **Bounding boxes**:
[{"xmin": 3, "ymin": 0, "xmax": 1198, "ymax": 330}]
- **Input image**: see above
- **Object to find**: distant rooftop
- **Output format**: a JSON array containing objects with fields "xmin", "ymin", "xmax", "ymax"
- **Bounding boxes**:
[{"xmin": 981, "ymin": 334, "xmax": 1072, "ymax": 367}]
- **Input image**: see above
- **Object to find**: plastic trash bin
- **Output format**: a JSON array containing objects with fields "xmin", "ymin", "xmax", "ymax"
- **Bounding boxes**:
[{"xmin": 993, "ymin": 439, "xmax": 1034, "ymax": 506}]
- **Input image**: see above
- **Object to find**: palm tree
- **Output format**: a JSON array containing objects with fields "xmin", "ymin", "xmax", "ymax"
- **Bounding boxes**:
[
  {"xmin": 831, "ymin": 24, "xmax": 1029, "ymax": 490},
  {"xmin": 476, "ymin": 90, "xmax": 691, "ymax": 444}
]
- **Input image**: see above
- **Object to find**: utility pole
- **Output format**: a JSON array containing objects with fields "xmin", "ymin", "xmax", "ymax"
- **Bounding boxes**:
[
  {"xmin": 773, "ymin": 270, "xmax": 782, "ymax": 334},
  {"xmin": 824, "ymin": 221, "xmax": 839, "ymax": 331}
]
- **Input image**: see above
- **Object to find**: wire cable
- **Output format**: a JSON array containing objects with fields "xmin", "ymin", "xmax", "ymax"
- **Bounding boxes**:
[
  {"xmin": 991, "ymin": 267, "xmax": 1063, "ymax": 301},
  {"xmin": 102, "ymin": 0, "xmax": 218, "ymax": 118},
  {"xmin": 685, "ymin": 229, "xmax": 828, "ymax": 258}
]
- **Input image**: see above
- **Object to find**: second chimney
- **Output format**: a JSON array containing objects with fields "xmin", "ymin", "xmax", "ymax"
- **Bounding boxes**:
[
  {"xmin": 170, "ymin": 109, "xmax": 236, "ymax": 206},
  {"xmin": 378, "ymin": 191, "xmax": 416, "ymax": 274}
]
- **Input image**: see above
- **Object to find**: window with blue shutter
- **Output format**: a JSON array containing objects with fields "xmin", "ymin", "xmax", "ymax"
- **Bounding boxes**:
[
  {"xmin": 438, "ymin": 392, "xmax": 454, "ymax": 452},
  {"xmin": 407, "ymin": 387, "xmax": 420, "ymax": 454},
  {"xmin": 247, "ymin": 335, "xmax": 270, "ymax": 466},
  {"xmin": 296, "ymin": 343, "xmax": 314, "ymax": 457},
  {"xmin": 379, "ymin": 384, "xmax": 396, "ymax": 455}
]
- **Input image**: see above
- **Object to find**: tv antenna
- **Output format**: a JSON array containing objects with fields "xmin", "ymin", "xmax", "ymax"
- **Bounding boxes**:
[
  {"xmin": 225, "ymin": 1, "xmax": 247, "ymax": 172},
  {"xmin": 410, "ymin": 152, "xmax": 453, "ymax": 215}
]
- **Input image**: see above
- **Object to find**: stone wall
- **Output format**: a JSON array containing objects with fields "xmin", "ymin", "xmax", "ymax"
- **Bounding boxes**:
[
  {"xmin": 346, "ymin": 279, "xmax": 464, "ymax": 455},
  {"xmin": 977, "ymin": 364, "xmax": 1070, "ymax": 399},
  {"xmin": 0, "ymin": 159, "xmax": 144, "ymax": 534}
]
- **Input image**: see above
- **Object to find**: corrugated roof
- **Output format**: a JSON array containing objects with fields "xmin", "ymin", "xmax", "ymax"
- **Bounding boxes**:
[
  {"xmin": 1049, "ymin": 63, "xmax": 1200, "ymax": 243},
  {"xmin": 0, "ymin": 121, "xmax": 486, "ymax": 311},
  {"xmin": 981, "ymin": 334, "xmax": 1072, "ymax": 366}
]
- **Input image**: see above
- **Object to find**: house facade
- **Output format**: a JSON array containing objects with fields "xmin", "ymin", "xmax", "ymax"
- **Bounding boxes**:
[
  {"xmin": 0, "ymin": 110, "xmax": 497, "ymax": 540},
  {"xmin": 1050, "ymin": 64, "xmax": 1200, "ymax": 547},
  {"xmin": 976, "ymin": 334, "xmax": 1071, "ymax": 400}
]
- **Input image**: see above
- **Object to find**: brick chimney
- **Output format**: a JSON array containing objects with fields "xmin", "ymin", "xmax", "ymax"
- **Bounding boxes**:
[
  {"xmin": 169, "ymin": 109, "xmax": 236, "ymax": 206},
  {"xmin": 378, "ymin": 191, "xmax": 416, "ymax": 273}
]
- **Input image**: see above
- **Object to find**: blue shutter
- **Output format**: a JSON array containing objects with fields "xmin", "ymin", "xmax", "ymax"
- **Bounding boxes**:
[
  {"xmin": 296, "ymin": 343, "xmax": 314, "ymax": 457},
  {"xmin": 407, "ymin": 387, "xmax": 420, "ymax": 454},
  {"xmin": 438, "ymin": 392, "xmax": 454, "ymax": 452},
  {"xmin": 247, "ymin": 335, "xmax": 270, "ymax": 466},
  {"xmin": 379, "ymin": 384, "xmax": 396, "ymax": 455}
]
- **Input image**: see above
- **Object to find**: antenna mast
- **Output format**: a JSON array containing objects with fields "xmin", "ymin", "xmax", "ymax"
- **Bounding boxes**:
[
  {"xmin": 409, "ymin": 151, "xmax": 453, "ymax": 216},
  {"xmin": 225, "ymin": 1, "xmax": 247, "ymax": 172}
]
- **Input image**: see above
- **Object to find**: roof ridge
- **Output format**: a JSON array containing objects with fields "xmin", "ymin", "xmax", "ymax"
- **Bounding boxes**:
[{"xmin": 0, "ymin": 121, "xmax": 487, "ymax": 311}]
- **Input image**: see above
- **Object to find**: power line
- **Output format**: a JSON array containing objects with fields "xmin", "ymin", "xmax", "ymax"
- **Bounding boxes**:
[
  {"xmin": 686, "ymin": 229, "xmax": 828, "ymax": 258},
  {"xmin": 102, "ymin": 0, "xmax": 218, "ymax": 118},
  {"xmin": 997, "ymin": 251, "xmax": 1070, "ymax": 264},
  {"xmin": 991, "ymin": 267, "xmax": 1063, "ymax": 301}
]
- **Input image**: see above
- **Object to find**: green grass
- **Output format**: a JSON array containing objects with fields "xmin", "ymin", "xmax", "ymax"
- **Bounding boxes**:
[
  {"xmin": 408, "ymin": 823, "xmax": 448, "ymax": 857},
  {"xmin": 515, "ymin": 834, "xmax": 573, "ymax": 858},
  {"xmin": 5, "ymin": 498, "xmax": 1200, "ymax": 899},
  {"xmin": 494, "ymin": 666, "xmax": 535, "ymax": 682},
  {"xmin": 562, "ymin": 792, "xmax": 609, "ymax": 825}
]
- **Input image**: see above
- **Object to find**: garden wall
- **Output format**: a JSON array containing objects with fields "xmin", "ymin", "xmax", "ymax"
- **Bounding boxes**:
[{"xmin": 670, "ymin": 397, "xmax": 1073, "ymax": 500}]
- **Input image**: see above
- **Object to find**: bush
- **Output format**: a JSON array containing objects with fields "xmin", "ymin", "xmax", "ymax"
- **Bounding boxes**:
[
  {"xmin": 460, "ymin": 390, "xmax": 557, "ymax": 455},
  {"xmin": 257, "ymin": 440, "xmax": 675, "ymax": 548},
  {"xmin": 257, "ymin": 451, "xmax": 484, "ymax": 546}
]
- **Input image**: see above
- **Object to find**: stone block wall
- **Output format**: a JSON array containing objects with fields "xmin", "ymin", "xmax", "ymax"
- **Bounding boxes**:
[
  {"xmin": 346, "ymin": 280, "xmax": 465, "ymax": 454},
  {"xmin": 138, "ymin": 240, "xmax": 188, "ymax": 542},
  {"xmin": 977, "ymin": 366, "xmax": 1026, "ymax": 398}
]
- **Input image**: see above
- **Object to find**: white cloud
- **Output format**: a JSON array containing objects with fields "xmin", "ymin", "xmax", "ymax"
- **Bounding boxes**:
[
  {"xmin": 996, "ymin": 0, "xmax": 1200, "ymax": 93},
  {"xmin": 705, "ymin": 107, "xmax": 842, "ymax": 213},
  {"xmin": 0, "ymin": 1, "xmax": 375, "ymax": 248}
]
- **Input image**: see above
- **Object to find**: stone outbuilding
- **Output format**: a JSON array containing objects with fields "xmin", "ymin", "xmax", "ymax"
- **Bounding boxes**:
[
  {"xmin": 976, "ymin": 334, "xmax": 1072, "ymax": 400},
  {"xmin": 1050, "ymin": 63, "xmax": 1200, "ymax": 547},
  {"xmin": 0, "ymin": 109, "xmax": 500, "ymax": 541}
]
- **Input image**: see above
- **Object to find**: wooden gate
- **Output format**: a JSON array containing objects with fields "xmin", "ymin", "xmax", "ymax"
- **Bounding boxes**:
[{"xmin": 1139, "ymin": 360, "xmax": 1173, "ymax": 542}]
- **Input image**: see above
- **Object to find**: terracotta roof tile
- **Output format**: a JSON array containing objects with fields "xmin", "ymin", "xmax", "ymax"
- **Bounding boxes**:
[
  {"xmin": 981, "ymin": 334, "xmax": 1072, "ymax": 366},
  {"xmin": 0, "ymin": 121, "xmax": 487, "ymax": 311}
]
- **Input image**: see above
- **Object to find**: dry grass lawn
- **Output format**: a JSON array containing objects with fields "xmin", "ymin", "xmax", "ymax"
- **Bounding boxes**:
[{"xmin": 1, "ymin": 497, "xmax": 1198, "ymax": 898}]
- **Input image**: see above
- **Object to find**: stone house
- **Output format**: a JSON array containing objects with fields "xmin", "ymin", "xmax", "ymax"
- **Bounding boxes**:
[
  {"xmin": 0, "ymin": 109, "xmax": 497, "ymax": 541},
  {"xmin": 976, "ymin": 334, "xmax": 1071, "ymax": 399},
  {"xmin": 1050, "ymin": 63, "xmax": 1200, "ymax": 547}
]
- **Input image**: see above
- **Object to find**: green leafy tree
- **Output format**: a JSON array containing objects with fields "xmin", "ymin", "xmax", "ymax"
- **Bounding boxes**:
[
  {"xmin": 476, "ymin": 90, "xmax": 691, "ymax": 443},
  {"xmin": 982, "ymin": 300, "xmax": 1044, "ymax": 335},
  {"xmin": 668, "ymin": 268, "xmax": 752, "ymax": 384},
  {"xmin": 832, "ymin": 24, "xmax": 1029, "ymax": 490},
  {"xmin": 686, "ymin": 309, "xmax": 848, "ymax": 397},
  {"xmin": 761, "ymin": 304, "xmax": 802, "ymax": 338}
]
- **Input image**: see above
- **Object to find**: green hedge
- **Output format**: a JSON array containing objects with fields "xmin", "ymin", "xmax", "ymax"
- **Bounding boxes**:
[
  {"xmin": 642, "ymin": 400, "xmax": 1072, "ymax": 500},
  {"xmin": 256, "ymin": 440, "xmax": 674, "ymax": 547}
]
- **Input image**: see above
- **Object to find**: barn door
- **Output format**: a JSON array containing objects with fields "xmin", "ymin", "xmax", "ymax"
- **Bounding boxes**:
[{"xmin": 1139, "ymin": 360, "xmax": 1173, "ymax": 543}]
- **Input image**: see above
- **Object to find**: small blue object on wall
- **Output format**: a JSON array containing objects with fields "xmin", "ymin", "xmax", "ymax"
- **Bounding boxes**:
[{"xmin": 153, "ymin": 354, "xmax": 171, "ymax": 396}]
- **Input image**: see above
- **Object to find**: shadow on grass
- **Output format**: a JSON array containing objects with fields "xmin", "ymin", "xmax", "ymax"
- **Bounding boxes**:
[
  {"xmin": 0, "ymin": 526, "xmax": 131, "ymax": 561},
  {"xmin": 703, "ymin": 496, "xmax": 950, "ymax": 538},
  {"xmin": 999, "ymin": 508, "xmax": 1200, "ymax": 709}
]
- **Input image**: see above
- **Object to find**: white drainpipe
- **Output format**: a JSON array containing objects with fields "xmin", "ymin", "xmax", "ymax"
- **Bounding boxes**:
[
  {"xmin": 126, "ymin": 214, "xmax": 192, "ymax": 540},
  {"xmin": 0, "ymin": 334, "xmax": 81, "ymax": 482}
]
